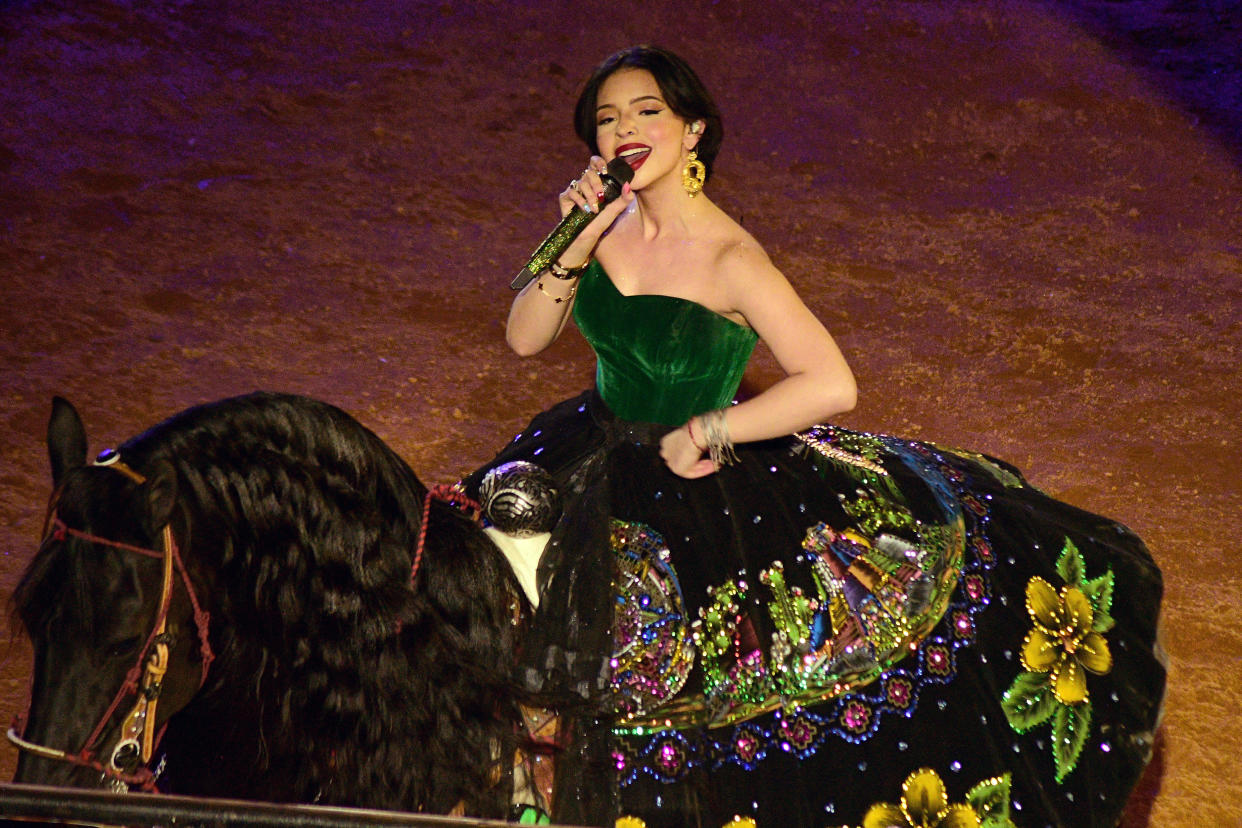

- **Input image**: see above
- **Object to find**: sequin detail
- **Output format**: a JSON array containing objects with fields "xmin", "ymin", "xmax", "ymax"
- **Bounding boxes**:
[
  {"xmin": 616, "ymin": 439, "xmax": 1004, "ymax": 785},
  {"xmin": 841, "ymin": 767, "xmax": 1015, "ymax": 828},
  {"xmin": 680, "ymin": 470, "xmax": 964, "ymax": 726},
  {"xmin": 1002, "ymin": 539, "xmax": 1115, "ymax": 781},
  {"xmin": 610, "ymin": 520, "xmax": 695, "ymax": 716}
]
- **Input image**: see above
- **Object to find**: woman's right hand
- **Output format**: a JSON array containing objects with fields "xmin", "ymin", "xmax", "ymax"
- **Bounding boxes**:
[
  {"xmin": 505, "ymin": 158, "xmax": 633, "ymax": 357},
  {"xmin": 554, "ymin": 156, "xmax": 633, "ymax": 266}
]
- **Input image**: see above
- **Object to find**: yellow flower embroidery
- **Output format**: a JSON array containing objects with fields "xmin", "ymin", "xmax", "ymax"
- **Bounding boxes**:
[
  {"xmin": 863, "ymin": 767, "xmax": 981, "ymax": 828},
  {"xmin": 1003, "ymin": 540, "xmax": 1117, "ymax": 780},
  {"xmin": 619, "ymin": 817, "xmax": 754, "ymax": 828},
  {"xmin": 1020, "ymin": 577, "xmax": 1113, "ymax": 705}
]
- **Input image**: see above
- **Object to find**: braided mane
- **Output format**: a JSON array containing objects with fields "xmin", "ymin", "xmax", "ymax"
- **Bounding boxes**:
[{"xmin": 14, "ymin": 392, "xmax": 522, "ymax": 816}]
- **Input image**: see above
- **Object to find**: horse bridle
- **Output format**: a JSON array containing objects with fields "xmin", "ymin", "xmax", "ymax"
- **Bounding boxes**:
[{"xmin": 7, "ymin": 453, "xmax": 214, "ymax": 792}]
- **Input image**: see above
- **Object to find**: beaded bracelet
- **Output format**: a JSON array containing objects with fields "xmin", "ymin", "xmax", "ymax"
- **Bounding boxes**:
[
  {"xmin": 700, "ymin": 407, "xmax": 739, "ymax": 467},
  {"xmin": 686, "ymin": 418, "xmax": 707, "ymax": 452},
  {"xmin": 548, "ymin": 259, "xmax": 588, "ymax": 280},
  {"xmin": 537, "ymin": 279, "xmax": 576, "ymax": 304}
]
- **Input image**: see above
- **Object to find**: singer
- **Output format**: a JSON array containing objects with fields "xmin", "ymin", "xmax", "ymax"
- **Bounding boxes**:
[{"xmin": 467, "ymin": 45, "xmax": 1164, "ymax": 828}]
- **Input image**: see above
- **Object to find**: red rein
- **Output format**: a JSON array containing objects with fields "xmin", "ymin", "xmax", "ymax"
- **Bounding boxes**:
[
  {"xmin": 18, "ymin": 471, "xmax": 470, "ymax": 788},
  {"xmin": 51, "ymin": 518, "xmax": 214, "ymax": 689},
  {"xmin": 10, "ymin": 514, "xmax": 214, "ymax": 792},
  {"xmin": 412, "ymin": 484, "xmax": 481, "ymax": 584}
]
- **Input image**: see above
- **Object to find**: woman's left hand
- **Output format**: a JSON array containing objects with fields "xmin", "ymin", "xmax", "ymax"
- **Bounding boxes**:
[{"xmin": 659, "ymin": 424, "xmax": 717, "ymax": 479}]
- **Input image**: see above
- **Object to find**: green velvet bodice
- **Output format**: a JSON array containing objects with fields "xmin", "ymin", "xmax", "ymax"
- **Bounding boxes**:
[{"xmin": 572, "ymin": 261, "xmax": 758, "ymax": 426}]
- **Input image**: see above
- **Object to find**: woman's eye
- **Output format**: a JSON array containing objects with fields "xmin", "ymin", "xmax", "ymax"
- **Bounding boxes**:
[
  {"xmin": 597, "ymin": 116, "xmax": 615, "ymax": 126},
  {"xmin": 641, "ymin": 108, "xmax": 662, "ymax": 116}
]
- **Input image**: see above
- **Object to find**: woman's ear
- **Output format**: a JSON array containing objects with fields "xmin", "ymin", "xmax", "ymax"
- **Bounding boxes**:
[{"xmin": 685, "ymin": 120, "xmax": 705, "ymax": 150}]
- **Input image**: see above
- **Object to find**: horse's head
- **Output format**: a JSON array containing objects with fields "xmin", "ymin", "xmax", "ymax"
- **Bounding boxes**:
[
  {"xmin": 10, "ymin": 397, "xmax": 209, "ymax": 791},
  {"xmin": 8, "ymin": 391, "xmax": 525, "ymax": 814}
]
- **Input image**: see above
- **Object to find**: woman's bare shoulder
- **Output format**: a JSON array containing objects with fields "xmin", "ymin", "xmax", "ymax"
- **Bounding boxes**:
[{"xmin": 699, "ymin": 208, "xmax": 773, "ymax": 272}]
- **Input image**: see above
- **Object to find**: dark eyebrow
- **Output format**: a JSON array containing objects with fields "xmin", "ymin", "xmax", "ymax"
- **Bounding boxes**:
[{"xmin": 596, "ymin": 94, "xmax": 665, "ymax": 112}]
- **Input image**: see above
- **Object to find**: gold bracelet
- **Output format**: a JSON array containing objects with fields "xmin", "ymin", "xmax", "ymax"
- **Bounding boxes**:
[
  {"xmin": 548, "ymin": 259, "xmax": 587, "ymax": 280},
  {"xmin": 537, "ymin": 279, "xmax": 576, "ymax": 304}
]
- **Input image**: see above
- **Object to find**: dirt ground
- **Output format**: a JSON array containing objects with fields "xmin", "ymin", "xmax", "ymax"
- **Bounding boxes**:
[{"xmin": 1, "ymin": 1, "xmax": 1239, "ymax": 824}]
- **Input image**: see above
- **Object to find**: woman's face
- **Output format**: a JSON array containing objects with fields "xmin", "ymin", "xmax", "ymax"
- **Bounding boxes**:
[{"xmin": 594, "ymin": 68, "xmax": 698, "ymax": 189}]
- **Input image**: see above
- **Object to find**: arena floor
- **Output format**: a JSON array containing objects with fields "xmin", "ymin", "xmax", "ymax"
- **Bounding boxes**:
[{"xmin": 1, "ymin": 1, "xmax": 1239, "ymax": 824}]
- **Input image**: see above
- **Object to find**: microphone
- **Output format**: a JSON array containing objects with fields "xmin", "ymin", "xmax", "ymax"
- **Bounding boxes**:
[{"xmin": 510, "ymin": 157, "xmax": 635, "ymax": 290}]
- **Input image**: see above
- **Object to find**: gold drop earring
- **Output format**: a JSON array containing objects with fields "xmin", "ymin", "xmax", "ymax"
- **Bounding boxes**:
[{"xmin": 682, "ymin": 150, "xmax": 706, "ymax": 197}]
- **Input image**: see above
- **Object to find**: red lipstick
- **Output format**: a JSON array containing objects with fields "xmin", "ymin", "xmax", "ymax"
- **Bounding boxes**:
[{"xmin": 615, "ymin": 142, "xmax": 652, "ymax": 171}]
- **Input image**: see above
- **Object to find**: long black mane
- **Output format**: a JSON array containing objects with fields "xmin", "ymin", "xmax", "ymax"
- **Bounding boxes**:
[{"xmin": 13, "ymin": 392, "xmax": 523, "ymax": 816}]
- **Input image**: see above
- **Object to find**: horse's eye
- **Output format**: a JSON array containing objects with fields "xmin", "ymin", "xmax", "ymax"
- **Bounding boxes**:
[{"xmin": 106, "ymin": 637, "xmax": 143, "ymax": 659}]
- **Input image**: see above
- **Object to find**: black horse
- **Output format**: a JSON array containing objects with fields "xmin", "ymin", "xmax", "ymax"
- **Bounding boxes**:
[{"xmin": 9, "ymin": 392, "xmax": 525, "ymax": 818}]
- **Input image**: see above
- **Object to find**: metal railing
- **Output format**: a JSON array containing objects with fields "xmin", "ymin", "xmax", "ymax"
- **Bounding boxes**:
[{"xmin": 0, "ymin": 783, "xmax": 567, "ymax": 828}]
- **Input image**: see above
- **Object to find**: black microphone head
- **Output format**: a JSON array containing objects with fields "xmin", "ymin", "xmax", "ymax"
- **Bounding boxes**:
[
  {"xmin": 512, "ymin": 154, "xmax": 636, "ymax": 290},
  {"xmin": 604, "ymin": 156, "xmax": 635, "ymax": 186}
]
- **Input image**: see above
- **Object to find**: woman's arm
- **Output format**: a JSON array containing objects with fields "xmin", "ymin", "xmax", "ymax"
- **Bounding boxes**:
[
  {"xmin": 660, "ymin": 243, "xmax": 856, "ymax": 477},
  {"xmin": 505, "ymin": 160, "xmax": 634, "ymax": 357},
  {"xmin": 505, "ymin": 269, "xmax": 584, "ymax": 356}
]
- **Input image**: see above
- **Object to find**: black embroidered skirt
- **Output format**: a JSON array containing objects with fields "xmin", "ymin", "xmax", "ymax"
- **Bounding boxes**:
[{"xmin": 464, "ymin": 390, "xmax": 1165, "ymax": 828}]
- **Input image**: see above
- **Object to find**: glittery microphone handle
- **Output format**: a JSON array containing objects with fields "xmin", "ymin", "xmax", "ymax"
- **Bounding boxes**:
[
  {"xmin": 511, "ymin": 156, "xmax": 634, "ymax": 290},
  {"xmin": 519, "ymin": 205, "xmax": 596, "ymax": 281}
]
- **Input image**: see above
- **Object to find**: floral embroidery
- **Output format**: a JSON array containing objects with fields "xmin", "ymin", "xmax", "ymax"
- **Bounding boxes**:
[
  {"xmin": 885, "ymin": 675, "xmax": 914, "ymax": 709},
  {"xmin": 1021, "ymin": 579, "xmax": 1112, "ymax": 705},
  {"xmin": 618, "ymin": 811, "xmax": 758, "ymax": 827},
  {"xmin": 1002, "ymin": 539, "xmax": 1115, "ymax": 781},
  {"xmin": 617, "ymin": 815, "xmax": 759, "ymax": 828},
  {"xmin": 779, "ymin": 712, "xmax": 818, "ymax": 751},
  {"xmin": 962, "ymin": 574, "xmax": 986, "ymax": 604},
  {"xmin": 853, "ymin": 768, "xmax": 1016, "ymax": 828},
  {"xmin": 841, "ymin": 700, "xmax": 872, "ymax": 734},
  {"xmin": 654, "ymin": 737, "xmax": 687, "ymax": 776},
  {"xmin": 733, "ymin": 727, "xmax": 762, "ymax": 763},
  {"xmin": 924, "ymin": 643, "xmax": 953, "ymax": 677},
  {"xmin": 970, "ymin": 537, "xmax": 994, "ymax": 565},
  {"xmin": 951, "ymin": 610, "xmax": 975, "ymax": 641}
]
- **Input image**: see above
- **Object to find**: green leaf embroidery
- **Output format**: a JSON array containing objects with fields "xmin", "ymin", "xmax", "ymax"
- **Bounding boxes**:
[
  {"xmin": 967, "ymin": 772, "xmax": 1017, "ymax": 828},
  {"xmin": 1055, "ymin": 538, "xmax": 1085, "ymax": 586},
  {"xmin": 1052, "ymin": 701, "xmax": 1092, "ymax": 782},
  {"xmin": 1082, "ymin": 570, "xmax": 1116, "ymax": 632},
  {"xmin": 1007, "ymin": 539, "xmax": 1117, "ymax": 783},
  {"xmin": 1001, "ymin": 671, "xmax": 1056, "ymax": 732}
]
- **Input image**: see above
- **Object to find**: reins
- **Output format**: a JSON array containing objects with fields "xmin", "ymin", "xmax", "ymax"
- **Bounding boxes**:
[
  {"xmin": 7, "ymin": 454, "xmax": 214, "ymax": 792},
  {"xmin": 14, "ymin": 464, "xmax": 475, "ymax": 789},
  {"xmin": 413, "ymin": 484, "xmax": 481, "ymax": 583}
]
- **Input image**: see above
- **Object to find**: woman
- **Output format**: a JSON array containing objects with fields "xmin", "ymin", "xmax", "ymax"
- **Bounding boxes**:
[{"xmin": 467, "ymin": 46, "xmax": 1164, "ymax": 828}]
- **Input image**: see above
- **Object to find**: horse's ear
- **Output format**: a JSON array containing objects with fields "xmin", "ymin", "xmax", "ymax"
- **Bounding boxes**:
[
  {"xmin": 48, "ymin": 396, "xmax": 87, "ymax": 486},
  {"xmin": 142, "ymin": 459, "xmax": 178, "ymax": 535}
]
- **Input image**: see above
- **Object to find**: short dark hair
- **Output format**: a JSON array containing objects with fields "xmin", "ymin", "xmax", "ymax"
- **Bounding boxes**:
[{"xmin": 574, "ymin": 45, "xmax": 724, "ymax": 181}]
